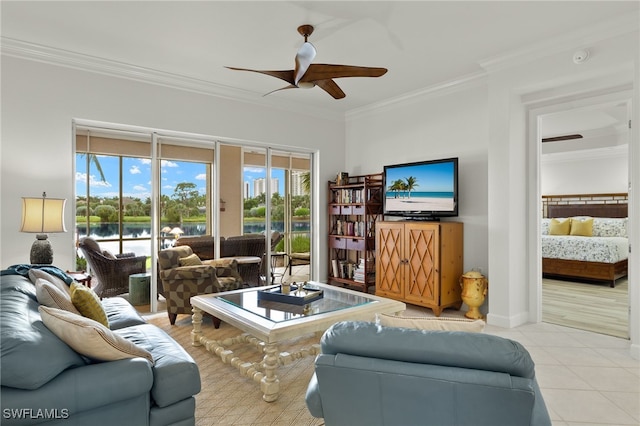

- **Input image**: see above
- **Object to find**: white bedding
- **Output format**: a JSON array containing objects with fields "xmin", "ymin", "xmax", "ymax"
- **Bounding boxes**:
[{"xmin": 541, "ymin": 235, "xmax": 629, "ymax": 263}]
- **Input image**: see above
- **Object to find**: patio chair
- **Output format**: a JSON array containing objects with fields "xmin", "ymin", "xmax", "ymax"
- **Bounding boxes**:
[
  {"xmin": 78, "ymin": 237, "xmax": 147, "ymax": 298},
  {"xmin": 158, "ymin": 245, "xmax": 243, "ymax": 325}
]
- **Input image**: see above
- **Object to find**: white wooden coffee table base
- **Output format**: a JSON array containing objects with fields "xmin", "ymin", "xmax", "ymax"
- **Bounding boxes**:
[{"xmin": 191, "ymin": 306, "xmax": 321, "ymax": 402}]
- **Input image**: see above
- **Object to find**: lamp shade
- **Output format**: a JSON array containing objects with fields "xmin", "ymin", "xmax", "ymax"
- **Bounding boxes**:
[{"xmin": 21, "ymin": 196, "xmax": 67, "ymax": 233}]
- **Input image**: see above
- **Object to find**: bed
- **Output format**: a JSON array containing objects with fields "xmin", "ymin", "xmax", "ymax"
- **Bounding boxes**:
[{"xmin": 541, "ymin": 203, "xmax": 628, "ymax": 287}]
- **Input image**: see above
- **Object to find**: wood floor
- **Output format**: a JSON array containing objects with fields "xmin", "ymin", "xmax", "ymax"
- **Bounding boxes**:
[{"xmin": 542, "ymin": 277, "xmax": 629, "ymax": 339}]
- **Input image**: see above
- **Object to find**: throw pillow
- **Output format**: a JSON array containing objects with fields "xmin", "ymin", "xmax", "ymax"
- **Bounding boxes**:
[
  {"xmin": 102, "ymin": 249, "xmax": 117, "ymax": 259},
  {"xmin": 35, "ymin": 278, "xmax": 80, "ymax": 314},
  {"xmin": 38, "ymin": 306, "xmax": 153, "ymax": 364},
  {"xmin": 549, "ymin": 218, "xmax": 571, "ymax": 235},
  {"xmin": 70, "ymin": 282, "xmax": 109, "ymax": 328},
  {"xmin": 179, "ymin": 253, "xmax": 203, "ymax": 266},
  {"xmin": 28, "ymin": 268, "xmax": 71, "ymax": 295},
  {"xmin": 376, "ymin": 313, "xmax": 485, "ymax": 332},
  {"xmin": 570, "ymin": 217, "xmax": 594, "ymax": 236}
]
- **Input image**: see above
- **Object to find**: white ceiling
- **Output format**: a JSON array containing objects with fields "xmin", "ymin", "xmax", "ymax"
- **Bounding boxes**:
[{"xmin": 1, "ymin": 1, "xmax": 637, "ymax": 140}]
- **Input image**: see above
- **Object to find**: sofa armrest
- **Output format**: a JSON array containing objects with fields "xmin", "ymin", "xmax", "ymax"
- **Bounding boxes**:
[
  {"xmin": 304, "ymin": 373, "xmax": 324, "ymax": 418},
  {"xmin": 159, "ymin": 265, "xmax": 215, "ymax": 281},
  {"xmin": 1, "ymin": 358, "xmax": 152, "ymax": 417}
]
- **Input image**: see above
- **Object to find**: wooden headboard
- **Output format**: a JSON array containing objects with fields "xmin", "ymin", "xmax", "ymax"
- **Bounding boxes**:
[{"xmin": 547, "ymin": 203, "xmax": 628, "ymax": 218}]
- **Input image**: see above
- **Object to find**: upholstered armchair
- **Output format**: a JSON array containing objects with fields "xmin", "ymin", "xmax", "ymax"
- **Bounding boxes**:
[
  {"xmin": 78, "ymin": 237, "xmax": 147, "ymax": 298},
  {"xmin": 157, "ymin": 246, "xmax": 243, "ymax": 325}
]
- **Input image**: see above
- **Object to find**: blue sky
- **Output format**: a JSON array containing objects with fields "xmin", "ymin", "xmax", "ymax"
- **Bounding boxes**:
[
  {"xmin": 76, "ymin": 154, "xmax": 285, "ymax": 199},
  {"xmin": 385, "ymin": 161, "xmax": 455, "ymax": 192}
]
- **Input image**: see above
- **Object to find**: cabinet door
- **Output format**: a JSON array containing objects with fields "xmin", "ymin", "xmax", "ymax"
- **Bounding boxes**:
[
  {"xmin": 376, "ymin": 223, "xmax": 404, "ymax": 299},
  {"xmin": 404, "ymin": 223, "xmax": 440, "ymax": 305}
]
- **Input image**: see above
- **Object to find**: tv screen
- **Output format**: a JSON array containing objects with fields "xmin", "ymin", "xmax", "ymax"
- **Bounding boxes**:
[{"xmin": 383, "ymin": 157, "xmax": 458, "ymax": 219}]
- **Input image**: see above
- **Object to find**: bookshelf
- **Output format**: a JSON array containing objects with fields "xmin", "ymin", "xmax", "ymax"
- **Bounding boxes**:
[{"xmin": 327, "ymin": 173, "xmax": 383, "ymax": 292}]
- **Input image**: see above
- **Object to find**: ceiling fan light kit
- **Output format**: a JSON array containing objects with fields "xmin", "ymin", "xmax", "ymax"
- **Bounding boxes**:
[{"xmin": 226, "ymin": 24, "xmax": 388, "ymax": 99}]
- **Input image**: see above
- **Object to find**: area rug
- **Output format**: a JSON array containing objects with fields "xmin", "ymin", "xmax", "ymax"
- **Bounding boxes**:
[{"xmin": 146, "ymin": 314, "xmax": 324, "ymax": 426}]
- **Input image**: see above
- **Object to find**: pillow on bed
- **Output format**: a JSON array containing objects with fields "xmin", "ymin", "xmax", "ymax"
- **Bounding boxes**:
[
  {"xmin": 549, "ymin": 218, "xmax": 571, "ymax": 235},
  {"xmin": 570, "ymin": 217, "xmax": 593, "ymax": 236}
]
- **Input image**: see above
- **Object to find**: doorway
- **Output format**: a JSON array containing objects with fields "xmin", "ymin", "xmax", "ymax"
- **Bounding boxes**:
[{"xmin": 532, "ymin": 93, "xmax": 631, "ymax": 338}]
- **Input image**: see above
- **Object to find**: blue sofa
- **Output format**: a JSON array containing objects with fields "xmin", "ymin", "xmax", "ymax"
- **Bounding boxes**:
[
  {"xmin": 306, "ymin": 321, "xmax": 551, "ymax": 426},
  {"xmin": 0, "ymin": 271, "xmax": 200, "ymax": 426}
]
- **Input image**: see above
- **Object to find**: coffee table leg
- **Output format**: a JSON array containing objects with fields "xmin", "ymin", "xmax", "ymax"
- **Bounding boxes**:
[
  {"xmin": 191, "ymin": 306, "xmax": 203, "ymax": 347},
  {"xmin": 261, "ymin": 342, "xmax": 280, "ymax": 402}
]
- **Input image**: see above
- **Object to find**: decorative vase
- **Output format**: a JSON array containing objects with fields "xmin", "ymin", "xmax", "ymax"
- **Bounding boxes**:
[{"xmin": 459, "ymin": 270, "xmax": 488, "ymax": 320}]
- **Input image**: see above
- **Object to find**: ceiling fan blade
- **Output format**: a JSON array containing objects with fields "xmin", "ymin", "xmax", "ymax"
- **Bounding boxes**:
[
  {"xmin": 263, "ymin": 84, "xmax": 297, "ymax": 97},
  {"xmin": 225, "ymin": 67, "xmax": 295, "ymax": 85},
  {"xmin": 314, "ymin": 79, "xmax": 346, "ymax": 99},
  {"xmin": 302, "ymin": 64, "xmax": 388, "ymax": 81},
  {"xmin": 294, "ymin": 42, "xmax": 317, "ymax": 85}
]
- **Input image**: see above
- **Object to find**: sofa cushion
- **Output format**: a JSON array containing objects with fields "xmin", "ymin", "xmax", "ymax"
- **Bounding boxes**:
[
  {"xmin": 35, "ymin": 278, "xmax": 80, "ymax": 314},
  {"xmin": 179, "ymin": 253, "xmax": 203, "ymax": 267},
  {"xmin": 1, "ymin": 274, "xmax": 85, "ymax": 389},
  {"xmin": 39, "ymin": 306, "xmax": 154, "ymax": 364},
  {"xmin": 376, "ymin": 313, "xmax": 485, "ymax": 332},
  {"xmin": 115, "ymin": 324, "xmax": 201, "ymax": 408},
  {"xmin": 102, "ymin": 296, "xmax": 147, "ymax": 330},
  {"xmin": 71, "ymin": 282, "xmax": 109, "ymax": 327},
  {"xmin": 28, "ymin": 268, "xmax": 71, "ymax": 295}
]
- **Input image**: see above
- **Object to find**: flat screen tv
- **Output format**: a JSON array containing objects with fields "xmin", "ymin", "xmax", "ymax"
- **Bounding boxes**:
[{"xmin": 383, "ymin": 157, "xmax": 458, "ymax": 220}]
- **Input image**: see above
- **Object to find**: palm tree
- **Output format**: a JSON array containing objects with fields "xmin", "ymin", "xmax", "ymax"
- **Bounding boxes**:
[
  {"xmin": 389, "ymin": 179, "xmax": 405, "ymax": 198},
  {"xmin": 301, "ymin": 171, "xmax": 311, "ymax": 194},
  {"xmin": 405, "ymin": 176, "xmax": 418, "ymax": 199},
  {"xmin": 78, "ymin": 153, "xmax": 107, "ymax": 182}
]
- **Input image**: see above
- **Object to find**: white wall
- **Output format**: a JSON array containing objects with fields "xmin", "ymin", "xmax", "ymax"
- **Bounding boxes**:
[
  {"xmin": 345, "ymin": 82, "xmax": 490, "ymax": 279},
  {"xmin": 344, "ymin": 27, "xmax": 639, "ymax": 353},
  {"xmin": 0, "ymin": 56, "xmax": 345, "ymax": 271},
  {"xmin": 541, "ymin": 148, "xmax": 628, "ymax": 195}
]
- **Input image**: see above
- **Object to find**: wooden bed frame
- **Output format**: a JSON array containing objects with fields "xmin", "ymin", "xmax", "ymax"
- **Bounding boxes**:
[{"xmin": 543, "ymin": 202, "xmax": 628, "ymax": 287}]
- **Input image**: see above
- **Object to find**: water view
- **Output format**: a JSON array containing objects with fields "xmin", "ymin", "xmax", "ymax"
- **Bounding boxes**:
[{"xmin": 77, "ymin": 221, "xmax": 311, "ymax": 258}]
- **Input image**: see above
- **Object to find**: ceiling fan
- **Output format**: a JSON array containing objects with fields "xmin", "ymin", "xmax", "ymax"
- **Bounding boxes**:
[{"xmin": 226, "ymin": 24, "xmax": 388, "ymax": 99}]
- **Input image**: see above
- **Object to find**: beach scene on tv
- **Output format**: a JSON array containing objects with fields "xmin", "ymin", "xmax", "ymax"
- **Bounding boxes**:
[{"xmin": 385, "ymin": 161, "xmax": 456, "ymax": 212}]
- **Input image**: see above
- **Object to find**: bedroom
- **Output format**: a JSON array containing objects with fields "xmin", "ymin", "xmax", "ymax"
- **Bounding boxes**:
[{"xmin": 539, "ymin": 97, "xmax": 630, "ymax": 338}]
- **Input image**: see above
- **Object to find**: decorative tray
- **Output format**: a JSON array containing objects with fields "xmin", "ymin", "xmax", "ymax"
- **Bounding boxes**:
[{"xmin": 257, "ymin": 284, "xmax": 323, "ymax": 306}]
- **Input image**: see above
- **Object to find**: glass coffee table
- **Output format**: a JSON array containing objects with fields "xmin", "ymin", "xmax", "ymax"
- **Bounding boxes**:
[{"xmin": 190, "ymin": 282, "xmax": 405, "ymax": 402}]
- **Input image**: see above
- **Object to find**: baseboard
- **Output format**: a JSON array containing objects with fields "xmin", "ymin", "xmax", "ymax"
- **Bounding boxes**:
[{"xmin": 486, "ymin": 311, "xmax": 530, "ymax": 329}]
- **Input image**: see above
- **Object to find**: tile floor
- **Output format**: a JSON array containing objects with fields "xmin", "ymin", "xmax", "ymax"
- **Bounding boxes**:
[
  {"xmin": 282, "ymin": 265, "xmax": 639, "ymax": 424},
  {"xmin": 484, "ymin": 321, "xmax": 639, "ymax": 425}
]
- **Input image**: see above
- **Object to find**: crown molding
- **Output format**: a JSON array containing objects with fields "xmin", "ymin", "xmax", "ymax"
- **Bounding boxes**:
[
  {"xmin": 346, "ymin": 71, "xmax": 487, "ymax": 121},
  {"xmin": 479, "ymin": 14, "xmax": 639, "ymax": 74},
  {"xmin": 0, "ymin": 37, "xmax": 345, "ymax": 122}
]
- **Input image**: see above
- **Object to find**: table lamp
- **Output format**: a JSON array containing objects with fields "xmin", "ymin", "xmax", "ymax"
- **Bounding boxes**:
[{"xmin": 20, "ymin": 192, "xmax": 67, "ymax": 264}]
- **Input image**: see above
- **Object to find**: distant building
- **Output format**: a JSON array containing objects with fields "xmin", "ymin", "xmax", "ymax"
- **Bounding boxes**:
[
  {"xmin": 253, "ymin": 177, "xmax": 279, "ymax": 197},
  {"xmin": 291, "ymin": 171, "xmax": 305, "ymax": 196}
]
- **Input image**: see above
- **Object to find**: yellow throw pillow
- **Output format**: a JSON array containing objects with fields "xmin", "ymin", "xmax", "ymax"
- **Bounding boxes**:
[
  {"xmin": 570, "ymin": 217, "xmax": 593, "ymax": 236},
  {"xmin": 179, "ymin": 253, "xmax": 203, "ymax": 266},
  {"xmin": 549, "ymin": 218, "xmax": 571, "ymax": 235},
  {"xmin": 376, "ymin": 313, "xmax": 485, "ymax": 332},
  {"xmin": 70, "ymin": 282, "xmax": 109, "ymax": 328},
  {"xmin": 39, "ymin": 306, "xmax": 153, "ymax": 364}
]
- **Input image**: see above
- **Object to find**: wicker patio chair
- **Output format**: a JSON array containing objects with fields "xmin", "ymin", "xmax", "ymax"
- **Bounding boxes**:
[{"xmin": 78, "ymin": 237, "xmax": 147, "ymax": 298}]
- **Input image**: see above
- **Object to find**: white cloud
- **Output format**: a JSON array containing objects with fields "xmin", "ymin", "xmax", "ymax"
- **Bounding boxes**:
[
  {"xmin": 130, "ymin": 165, "xmax": 141, "ymax": 175},
  {"xmin": 161, "ymin": 160, "xmax": 179, "ymax": 168},
  {"xmin": 133, "ymin": 185, "xmax": 146, "ymax": 191},
  {"xmin": 140, "ymin": 158, "xmax": 151, "ymax": 165},
  {"xmin": 195, "ymin": 173, "xmax": 207, "ymax": 180},
  {"xmin": 245, "ymin": 167, "xmax": 265, "ymax": 173},
  {"xmin": 75, "ymin": 171, "xmax": 112, "ymax": 188}
]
